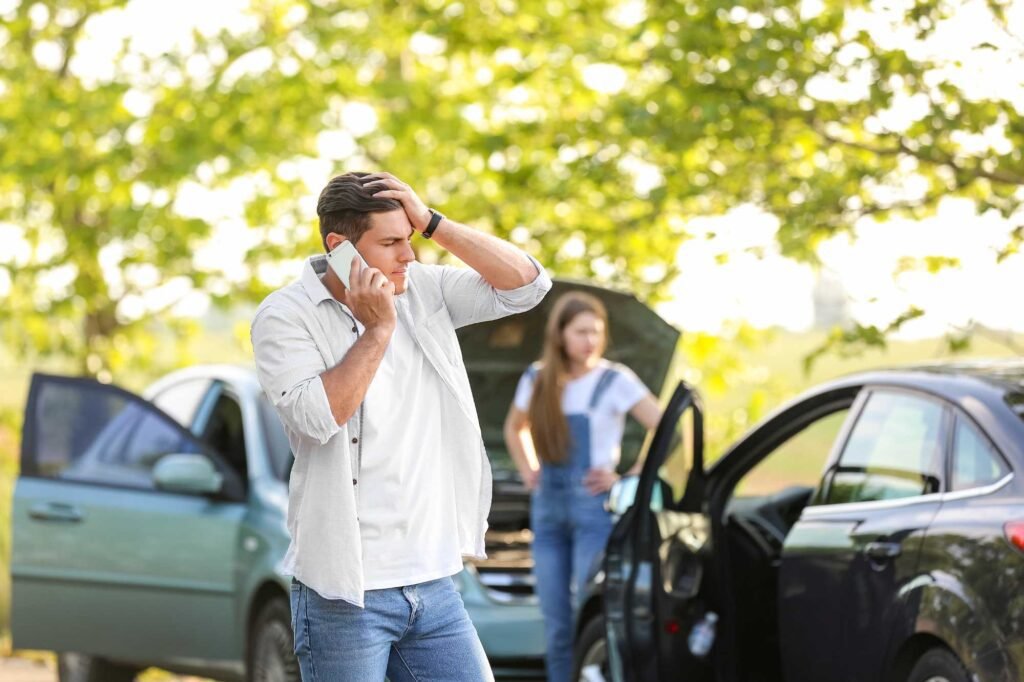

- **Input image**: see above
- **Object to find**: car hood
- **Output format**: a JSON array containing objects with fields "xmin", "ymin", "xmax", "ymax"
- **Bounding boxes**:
[{"xmin": 457, "ymin": 278, "xmax": 680, "ymax": 528}]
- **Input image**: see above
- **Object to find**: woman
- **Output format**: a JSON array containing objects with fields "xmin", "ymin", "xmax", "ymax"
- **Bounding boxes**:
[{"xmin": 503, "ymin": 291, "xmax": 662, "ymax": 682}]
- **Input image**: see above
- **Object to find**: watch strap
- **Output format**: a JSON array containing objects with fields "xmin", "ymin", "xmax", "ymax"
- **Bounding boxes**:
[{"xmin": 423, "ymin": 209, "xmax": 444, "ymax": 239}]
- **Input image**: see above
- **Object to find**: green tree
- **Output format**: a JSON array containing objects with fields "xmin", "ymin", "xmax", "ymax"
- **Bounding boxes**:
[{"xmin": 1, "ymin": 0, "xmax": 1021, "ymax": 377}]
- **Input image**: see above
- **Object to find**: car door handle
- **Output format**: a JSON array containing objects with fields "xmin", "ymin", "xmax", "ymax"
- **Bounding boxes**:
[
  {"xmin": 864, "ymin": 541, "xmax": 902, "ymax": 560},
  {"xmin": 28, "ymin": 502, "xmax": 84, "ymax": 523}
]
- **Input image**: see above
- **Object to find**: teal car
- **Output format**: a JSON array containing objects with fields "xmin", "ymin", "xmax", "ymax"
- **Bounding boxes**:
[{"xmin": 11, "ymin": 280, "xmax": 678, "ymax": 682}]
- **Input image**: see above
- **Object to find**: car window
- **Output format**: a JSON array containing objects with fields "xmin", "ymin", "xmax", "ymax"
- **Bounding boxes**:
[
  {"xmin": 951, "ymin": 417, "xmax": 1009, "ymax": 491},
  {"xmin": 150, "ymin": 378, "xmax": 212, "ymax": 429},
  {"xmin": 27, "ymin": 379, "xmax": 204, "ymax": 489},
  {"xmin": 735, "ymin": 408, "xmax": 850, "ymax": 498},
  {"xmin": 197, "ymin": 389, "xmax": 248, "ymax": 483},
  {"xmin": 259, "ymin": 395, "xmax": 293, "ymax": 482},
  {"xmin": 658, "ymin": 403, "xmax": 697, "ymax": 508},
  {"xmin": 823, "ymin": 391, "xmax": 946, "ymax": 505}
]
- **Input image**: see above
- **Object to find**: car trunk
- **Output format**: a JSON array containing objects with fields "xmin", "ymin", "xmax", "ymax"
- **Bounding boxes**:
[{"xmin": 456, "ymin": 279, "xmax": 681, "ymax": 598}]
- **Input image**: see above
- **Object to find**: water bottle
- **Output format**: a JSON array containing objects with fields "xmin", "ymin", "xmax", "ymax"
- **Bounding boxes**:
[{"xmin": 687, "ymin": 611, "xmax": 718, "ymax": 658}]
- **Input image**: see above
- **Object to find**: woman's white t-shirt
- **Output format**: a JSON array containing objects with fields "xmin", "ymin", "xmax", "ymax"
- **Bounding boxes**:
[{"xmin": 513, "ymin": 359, "xmax": 650, "ymax": 471}]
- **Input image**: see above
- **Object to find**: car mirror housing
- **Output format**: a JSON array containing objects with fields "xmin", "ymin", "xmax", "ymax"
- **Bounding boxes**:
[
  {"xmin": 153, "ymin": 453, "xmax": 224, "ymax": 495},
  {"xmin": 607, "ymin": 475, "xmax": 665, "ymax": 516},
  {"xmin": 607, "ymin": 475, "xmax": 639, "ymax": 516}
]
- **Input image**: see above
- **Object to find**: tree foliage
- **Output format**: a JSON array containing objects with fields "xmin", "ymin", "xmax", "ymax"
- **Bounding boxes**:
[{"xmin": 1, "ymin": 0, "xmax": 1021, "ymax": 376}]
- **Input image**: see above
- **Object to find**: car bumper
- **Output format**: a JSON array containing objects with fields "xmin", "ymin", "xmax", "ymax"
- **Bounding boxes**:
[{"xmin": 454, "ymin": 565, "xmax": 546, "ymax": 663}]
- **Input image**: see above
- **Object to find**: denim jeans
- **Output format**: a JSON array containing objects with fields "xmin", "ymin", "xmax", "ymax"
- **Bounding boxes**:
[
  {"xmin": 532, "ymin": 465, "xmax": 614, "ymax": 682},
  {"xmin": 289, "ymin": 576, "xmax": 494, "ymax": 682}
]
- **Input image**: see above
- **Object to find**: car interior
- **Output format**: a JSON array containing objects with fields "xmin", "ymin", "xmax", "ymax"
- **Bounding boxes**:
[
  {"xmin": 723, "ymin": 486, "xmax": 814, "ymax": 682},
  {"xmin": 716, "ymin": 406, "xmax": 853, "ymax": 682}
]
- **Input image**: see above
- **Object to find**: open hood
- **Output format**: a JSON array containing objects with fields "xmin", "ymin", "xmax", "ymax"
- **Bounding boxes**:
[{"xmin": 457, "ymin": 278, "xmax": 681, "ymax": 475}]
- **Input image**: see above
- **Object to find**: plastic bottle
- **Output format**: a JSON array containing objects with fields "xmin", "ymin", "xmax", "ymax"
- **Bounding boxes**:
[{"xmin": 687, "ymin": 611, "xmax": 718, "ymax": 658}]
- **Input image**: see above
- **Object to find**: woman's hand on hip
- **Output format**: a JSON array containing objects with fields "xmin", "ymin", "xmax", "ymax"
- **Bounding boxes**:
[
  {"xmin": 584, "ymin": 468, "xmax": 619, "ymax": 495},
  {"xmin": 521, "ymin": 468, "xmax": 539, "ymax": 491}
]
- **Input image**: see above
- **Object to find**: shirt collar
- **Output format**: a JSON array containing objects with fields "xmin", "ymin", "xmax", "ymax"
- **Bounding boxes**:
[{"xmin": 300, "ymin": 254, "xmax": 334, "ymax": 305}]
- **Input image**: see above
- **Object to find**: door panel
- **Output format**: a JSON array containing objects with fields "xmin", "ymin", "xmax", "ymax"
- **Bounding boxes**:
[
  {"xmin": 606, "ymin": 382, "xmax": 713, "ymax": 682},
  {"xmin": 780, "ymin": 388, "xmax": 949, "ymax": 682},
  {"xmin": 12, "ymin": 374, "xmax": 246, "ymax": 664}
]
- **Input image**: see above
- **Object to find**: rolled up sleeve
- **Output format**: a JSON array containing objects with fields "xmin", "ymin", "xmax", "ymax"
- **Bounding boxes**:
[
  {"xmin": 433, "ymin": 254, "xmax": 553, "ymax": 329},
  {"xmin": 251, "ymin": 305, "xmax": 341, "ymax": 446}
]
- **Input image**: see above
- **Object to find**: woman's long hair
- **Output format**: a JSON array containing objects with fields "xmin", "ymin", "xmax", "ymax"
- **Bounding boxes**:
[{"xmin": 527, "ymin": 291, "xmax": 608, "ymax": 464}]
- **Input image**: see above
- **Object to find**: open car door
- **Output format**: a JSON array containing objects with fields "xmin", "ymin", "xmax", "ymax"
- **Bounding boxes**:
[{"xmin": 604, "ymin": 381, "xmax": 715, "ymax": 682}]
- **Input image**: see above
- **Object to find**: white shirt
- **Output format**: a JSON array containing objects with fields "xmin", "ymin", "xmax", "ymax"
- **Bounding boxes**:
[
  {"xmin": 251, "ymin": 253, "xmax": 551, "ymax": 606},
  {"xmin": 357, "ymin": 301, "xmax": 463, "ymax": 590},
  {"xmin": 513, "ymin": 360, "xmax": 649, "ymax": 470}
]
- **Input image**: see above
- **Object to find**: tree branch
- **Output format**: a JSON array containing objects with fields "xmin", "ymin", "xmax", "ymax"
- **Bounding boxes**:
[
  {"xmin": 816, "ymin": 126, "xmax": 1024, "ymax": 187},
  {"xmin": 57, "ymin": 10, "xmax": 92, "ymax": 80}
]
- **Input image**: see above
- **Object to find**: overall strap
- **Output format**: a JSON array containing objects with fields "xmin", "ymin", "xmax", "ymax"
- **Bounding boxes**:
[{"xmin": 589, "ymin": 367, "xmax": 619, "ymax": 410}]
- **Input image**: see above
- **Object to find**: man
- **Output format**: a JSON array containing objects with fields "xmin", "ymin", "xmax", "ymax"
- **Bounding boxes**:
[{"xmin": 251, "ymin": 171, "xmax": 551, "ymax": 681}]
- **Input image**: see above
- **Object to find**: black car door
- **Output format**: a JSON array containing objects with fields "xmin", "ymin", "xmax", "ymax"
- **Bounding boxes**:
[
  {"xmin": 780, "ymin": 388, "xmax": 950, "ymax": 682},
  {"xmin": 604, "ymin": 382, "xmax": 714, "ymax": 682}
]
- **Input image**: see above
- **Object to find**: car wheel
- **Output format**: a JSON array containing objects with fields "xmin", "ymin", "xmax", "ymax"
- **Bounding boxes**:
[
  {"xmin": 907, "ymin": 647, "xmax": 971, "ymax": 682},
  {"xmin": 57, "ymin": 653, "xmax": 137, "ymax": 682},
  {"xmin": 573, "ymin": 615, "xmax": 610, "ymax": 682},
  {"xmin": 248, "ymin": 597, "xmax": 301, "ymax": 682}
]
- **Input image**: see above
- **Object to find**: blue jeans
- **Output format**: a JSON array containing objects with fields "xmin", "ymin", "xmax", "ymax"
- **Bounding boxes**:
[
  {"xmin": 532, "ymin": 468, "xmax": 614, "ymax": 682},
  {"xmin": 289, "ymin": 576, "xmax": 494, "ymax": 682}
]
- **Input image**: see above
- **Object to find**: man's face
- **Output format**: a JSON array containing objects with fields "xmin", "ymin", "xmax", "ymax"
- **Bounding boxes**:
[{"xmin": 354, "ymin": 209, "xmax": 417, "ymax": 294}]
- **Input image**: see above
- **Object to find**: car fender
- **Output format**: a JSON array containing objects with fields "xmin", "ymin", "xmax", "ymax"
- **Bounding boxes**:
[{"xmin": 889, "ymin": 570, "xmax": 1016, "ymax": 682}]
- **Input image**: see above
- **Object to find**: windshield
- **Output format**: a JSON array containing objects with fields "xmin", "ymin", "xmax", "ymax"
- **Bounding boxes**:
[{"xmin": 259, "ymin": 395, "xmax": 294, "ymax": 482}]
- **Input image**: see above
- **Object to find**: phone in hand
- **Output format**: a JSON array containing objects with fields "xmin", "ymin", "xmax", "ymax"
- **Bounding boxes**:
[{"xmin": 326, "ymin": 240, "xmax": 368, "ymax": 289}]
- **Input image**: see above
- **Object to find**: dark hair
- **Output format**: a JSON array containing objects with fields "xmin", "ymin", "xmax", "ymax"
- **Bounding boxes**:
[{"xmin": 316, "ymin": 172, "xmax": 402, "ymax": 250}]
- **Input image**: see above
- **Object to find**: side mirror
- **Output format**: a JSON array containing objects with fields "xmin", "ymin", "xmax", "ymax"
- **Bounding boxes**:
[
  {"xmin": 153, "ymin": 454, "xmax": 223, "ymax": 495},
  {"xmin": 608, "ymin": 475, "xmax": 639, "ymax": 515},
  {"xmin": 607, "ymin": 474, "xmax": 666, "ymax": 516}
]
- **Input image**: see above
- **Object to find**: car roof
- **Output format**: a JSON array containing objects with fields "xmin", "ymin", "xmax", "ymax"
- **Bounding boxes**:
[
  {"xmin": 142, "ymin": 364, "xmax": 261, "ymax": 400},
  {"xmin": 819, "ymin": 358, "xmax": 1024, "ymax": 404}
]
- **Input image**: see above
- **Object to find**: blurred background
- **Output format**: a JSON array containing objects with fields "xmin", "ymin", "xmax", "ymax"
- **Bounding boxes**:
[{"xmin": 1, "ymin": 0, "xmax": 1022, "ymax": 676}]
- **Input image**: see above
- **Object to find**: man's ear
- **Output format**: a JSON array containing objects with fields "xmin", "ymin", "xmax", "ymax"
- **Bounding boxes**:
[{"xmin": 325, "ymin": 233, "xmax": 349, "ymax": 252}]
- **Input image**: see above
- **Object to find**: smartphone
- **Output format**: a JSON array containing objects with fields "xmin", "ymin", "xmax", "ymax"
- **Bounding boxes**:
[{"xmin": 326, "ymin": 240, "xmax": 368, "ymax": 289}]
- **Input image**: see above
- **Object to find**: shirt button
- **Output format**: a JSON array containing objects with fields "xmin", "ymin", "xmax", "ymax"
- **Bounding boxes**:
[
  {"xmin": 352, "ymin": 437, "xmax": 359, "ymax": 444},
  {"xmin": 351, "ymin": 326, "xmax": 357, "ymax": 333},
  {"xmin": 353, "ymin": 479, "xmax": 358, "ymax": 485}
]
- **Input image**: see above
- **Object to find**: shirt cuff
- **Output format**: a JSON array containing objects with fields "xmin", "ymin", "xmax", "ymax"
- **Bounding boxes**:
[{"xmin": 495, "ymin": 254, "xmax": 552, "ymax": 308}]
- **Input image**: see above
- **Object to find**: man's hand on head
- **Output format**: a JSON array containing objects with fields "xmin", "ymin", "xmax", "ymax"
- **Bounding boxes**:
[{"xmin": 360, "ymin": 173, "xmax": 432, "ymax": 233}]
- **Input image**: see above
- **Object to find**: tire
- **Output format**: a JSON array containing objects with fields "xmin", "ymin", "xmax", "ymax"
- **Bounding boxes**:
[
  {"xmin": 907, "ymin": 647, "xmax": 971, "ymax": 682},
  {"xmin": 247, "ymin": 597, "xmax": 301, "ymax": 682},
  {"xmin": 57, "ymin": 653, "xmax": 137, "ymax": 682},
  {"xmin": 573, "ymin": 615, "xmax": 610, "ymax": 682}
]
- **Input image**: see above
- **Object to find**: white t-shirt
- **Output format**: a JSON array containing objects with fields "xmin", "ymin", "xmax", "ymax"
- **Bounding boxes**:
[
  {"xmin": 355, "ymin": 296, "xmax": 463, "ymax": 591},
  {"xmin": 513, "ymin": 359, "xmax": 650, "ymax": 471}
]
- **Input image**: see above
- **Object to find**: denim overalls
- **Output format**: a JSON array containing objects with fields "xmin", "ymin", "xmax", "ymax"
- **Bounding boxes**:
[{"xmin": 528, "ymin": 365, "xmax": 621, "ymax": 682}]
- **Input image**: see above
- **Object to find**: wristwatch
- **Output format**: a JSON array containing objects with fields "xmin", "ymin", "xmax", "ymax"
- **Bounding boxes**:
[{"xmin": 423, "ymin": 209, "xmax": 444, "ymax": 239}]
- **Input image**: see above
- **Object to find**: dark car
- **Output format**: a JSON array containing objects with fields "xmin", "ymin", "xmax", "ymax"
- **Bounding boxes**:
[{"xmin": 574, "ymin": 361, "xmax": 1024, "ymax": 682}]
